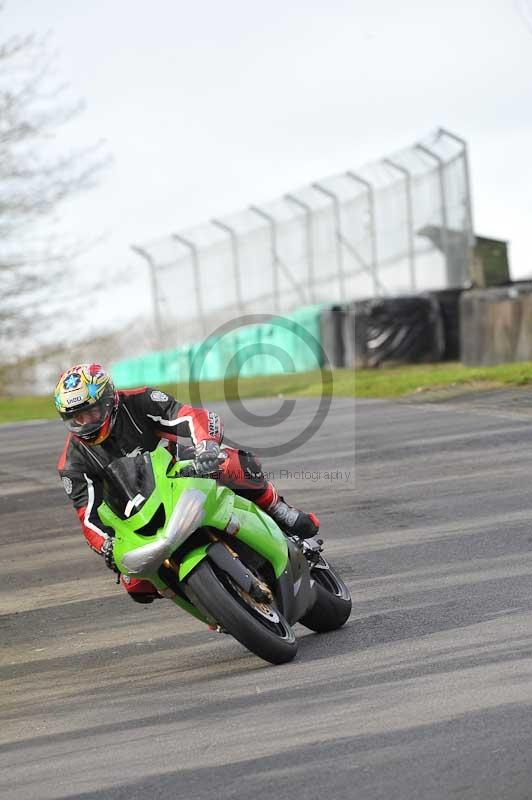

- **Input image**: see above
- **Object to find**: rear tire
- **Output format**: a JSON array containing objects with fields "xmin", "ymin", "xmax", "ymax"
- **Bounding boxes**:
[
  {"xmin": 186, "ymin": 559, "xmax": 298, "ymax": 665},
  {"xmin": 299, "ymin": 557, "xmax": 352, "ymax": 633}
]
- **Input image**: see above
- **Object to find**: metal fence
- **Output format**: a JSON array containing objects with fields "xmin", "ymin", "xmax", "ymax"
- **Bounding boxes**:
[{"xmin": 133, "ymin": 128, "xmax": 474, "ymax": 346}]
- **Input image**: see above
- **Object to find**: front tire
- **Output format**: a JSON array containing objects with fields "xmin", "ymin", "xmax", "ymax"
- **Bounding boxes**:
[
  {"xmin": 185, "ymin": 559, "xmax": 298, "ymax": 665},
  {"xmin": 299, "ymin": 557, "xmax": 352, "ymax": 633}
]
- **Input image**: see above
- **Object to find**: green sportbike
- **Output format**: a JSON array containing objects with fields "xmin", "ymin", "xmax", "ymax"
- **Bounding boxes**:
[{"xmin": 98, "ymin": 448, "xmax": 352, "ymax": 665}]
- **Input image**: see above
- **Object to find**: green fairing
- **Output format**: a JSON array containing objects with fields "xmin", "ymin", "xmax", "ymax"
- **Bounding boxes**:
[
  {"xmin": 231, "ymin": 495, "xmax": 288, "ymax": 578},
  {"xmin": 148, "ymin": 572, "xmax": 208, "ymax": 623},
  {"xmin": 97, "ymin": 448, "xmax": 289, "ymax": 619},
  {"xmin": 178, "ymin": 544, "xmax": 210, "ymax": 581}
]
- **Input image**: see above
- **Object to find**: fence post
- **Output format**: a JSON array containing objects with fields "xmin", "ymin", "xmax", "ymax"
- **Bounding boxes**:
[
  {"xmin": 250, "ymin": 204, "xmax": 308, "ymax": 309},
  {"xmin": 383, "ymin": 158, "xmax": 417, "ymax": 292},
  {"xmin": 438, "ymin": 128, "xmax": 475, "ymax": 248},
  {"xmin": 312, "ymin": 182, "xmax": 346, "ymax": 301},
  {"xmin": 345, "ymin": 172, "xmax": 379, "ymax": 296},
  {"xmin": 131, "ymin": 244, "xmax": 164, "ymax": 348},
  {"xmin": 172, "ymin": 233, "xmax": 207, "ymax": 338},
  {"xmin": 415, "ymin": 142, "xmax": 452, "ymax": 285},
  {"xmin": 284, "ymin": 193, "xmax": 316, "ymax": 303},
  {"xmin": 211, "ymin": 218, "xmax": 245, "ymax": 315},
  {"xmin": 248, "ymin": 205, "xmax": 280, "ymax": 312}
]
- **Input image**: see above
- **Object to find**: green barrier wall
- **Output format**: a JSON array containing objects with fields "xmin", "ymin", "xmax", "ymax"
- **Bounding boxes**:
[{"xmin": 111, "ymin": 305, "xmax": 325, "ymax": 388}]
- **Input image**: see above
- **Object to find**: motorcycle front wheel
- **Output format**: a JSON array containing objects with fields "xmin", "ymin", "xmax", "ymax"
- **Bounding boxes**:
[{"xmin": 185, "ymin": 559, "xmax": 298, "ymax": 665}]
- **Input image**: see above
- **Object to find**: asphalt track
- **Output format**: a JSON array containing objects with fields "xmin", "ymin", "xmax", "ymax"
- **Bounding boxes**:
[{"xmin": 2, "ymin": 393, "xmax": 532, "ymax": 799}]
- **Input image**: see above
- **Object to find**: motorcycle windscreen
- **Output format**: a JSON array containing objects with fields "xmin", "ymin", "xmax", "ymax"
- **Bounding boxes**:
[{"xmin": 103, "ymin": 453, "xmax": 156, "ymax": 520}]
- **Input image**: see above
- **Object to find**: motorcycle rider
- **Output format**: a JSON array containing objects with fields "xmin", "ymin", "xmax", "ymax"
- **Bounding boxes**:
[{"xmin": 55, "ymin": 363, "xmax": 320, "ymax": 603}]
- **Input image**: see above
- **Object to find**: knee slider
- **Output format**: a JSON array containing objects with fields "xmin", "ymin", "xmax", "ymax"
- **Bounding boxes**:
[{"xmin": 238, "ymin": 450, "xmax": 264, "ymax": 483}]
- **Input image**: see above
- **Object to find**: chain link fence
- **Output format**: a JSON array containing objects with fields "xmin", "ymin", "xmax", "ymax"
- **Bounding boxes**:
[{"xmin": 133, "ymin": 128, "xmax": 473, "ymax": 347}]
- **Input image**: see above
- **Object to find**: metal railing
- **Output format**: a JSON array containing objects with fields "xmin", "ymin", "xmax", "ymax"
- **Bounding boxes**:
[{"xmin": 133, "ymin": 128, "xmax": 474, "ymax": 346}]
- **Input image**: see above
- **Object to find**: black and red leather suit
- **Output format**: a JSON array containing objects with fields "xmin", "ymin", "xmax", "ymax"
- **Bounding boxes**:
[{"xmin": 57, "ymin": 387, "xmax": 278, "ymax": 600}]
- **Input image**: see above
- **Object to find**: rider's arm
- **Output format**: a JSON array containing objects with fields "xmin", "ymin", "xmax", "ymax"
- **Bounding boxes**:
[
  {"xmin": 58, "ymin": 469, "xmax": 113, "ymax": 554},
  {"xmin": 138, "ymin": 387, "xmax": 224, "ymax": 445}
]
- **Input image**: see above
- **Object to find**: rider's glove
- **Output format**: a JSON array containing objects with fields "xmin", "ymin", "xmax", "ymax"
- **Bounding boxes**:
[
  {"xmin": 101, "ymin": 538, "xmax": 119, "ymax": 574},
  {"xmin": 194, "ymin": 440, "xmax": 221, "ymax": 475}
]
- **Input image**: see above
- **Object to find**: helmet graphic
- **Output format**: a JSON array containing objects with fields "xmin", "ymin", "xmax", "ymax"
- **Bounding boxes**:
[{"xmin": 54, "ymin": 364, "xmax": 119, "ymax": 445}]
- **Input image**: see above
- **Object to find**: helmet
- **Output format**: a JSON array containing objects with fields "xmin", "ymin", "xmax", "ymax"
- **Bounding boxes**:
[{"xmin": 54, "ymin": 364, "xmax": 119, "ymax": 445}]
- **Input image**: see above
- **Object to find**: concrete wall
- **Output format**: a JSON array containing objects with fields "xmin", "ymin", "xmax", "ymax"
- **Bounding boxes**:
[{"xmin": 460, "ymin": 284, "xmax": 532, "ymax": 366}]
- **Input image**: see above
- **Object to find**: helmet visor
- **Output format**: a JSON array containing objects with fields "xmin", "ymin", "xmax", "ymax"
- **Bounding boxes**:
[{"xmin": 61, "ymin": 397, "xmax": 114, "ymax": 438}]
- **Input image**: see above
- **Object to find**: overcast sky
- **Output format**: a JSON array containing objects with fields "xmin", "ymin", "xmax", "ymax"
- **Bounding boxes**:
[{"xmin": 4, "ymin": 0, "xmax": 532, "ymax": 336}]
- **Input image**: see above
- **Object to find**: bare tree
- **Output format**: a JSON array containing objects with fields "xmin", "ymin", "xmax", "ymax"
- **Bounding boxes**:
[{"xmin": 0, "ymin": 16, "xmax": 108, "ymax": 362}]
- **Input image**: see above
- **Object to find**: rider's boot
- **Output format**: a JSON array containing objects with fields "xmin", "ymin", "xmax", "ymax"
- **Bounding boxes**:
[
  {"xmin": 256, "ymin": 483, "xmax": 320, "ymax": 540},
  {"xmin": 269, "ymin": 498, "xmax": 321, "ymax": 539}
]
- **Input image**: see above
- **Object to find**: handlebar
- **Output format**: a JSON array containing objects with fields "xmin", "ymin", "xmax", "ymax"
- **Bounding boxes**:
[
  {"xmin": 178, "ymin": 453, "xmax": 227, "ymax": 479},
  {"xmin": 179, "ymin": 463, "xmax": 198, "ymax": 478}
]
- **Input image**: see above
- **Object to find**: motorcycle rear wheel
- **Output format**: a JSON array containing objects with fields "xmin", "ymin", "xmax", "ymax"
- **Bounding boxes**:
[
  {"xmin": 186, "ymin": 559, "xmax": 298, "ymax": 665},
  {"xmin": 299, "ymin": 556, "xmax": 352, "ymax": 633}
]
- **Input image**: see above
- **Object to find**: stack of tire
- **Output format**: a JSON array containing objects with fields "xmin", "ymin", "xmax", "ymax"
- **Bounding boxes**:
[{"xmin": 320, "ymin": 291, "xmax": 462, "ymax": 369}]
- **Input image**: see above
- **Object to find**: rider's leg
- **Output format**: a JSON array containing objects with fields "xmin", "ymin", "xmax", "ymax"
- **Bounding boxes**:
[
  {"xmin": 120, "ymin": 575, "xmax": 161, "ymax": 603},
  {"xmin": 217, "ymin": 447, "xmax": 320, "ymax": 539}
]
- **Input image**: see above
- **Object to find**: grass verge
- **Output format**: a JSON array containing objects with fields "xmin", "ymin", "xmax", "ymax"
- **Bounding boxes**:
[
  {"xmin": 355, "ymin": 361, "xmax": 532, "ymax": 398},
  {"xmin": 5, "ymin": 361, "xmax": 532, "ymax": 424},
  {"xmin": 2, "ymin": 369, "xmax": 356, "ymax": 424}
]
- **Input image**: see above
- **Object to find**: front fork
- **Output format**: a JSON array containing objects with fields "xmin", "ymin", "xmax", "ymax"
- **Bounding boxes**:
[{"xmin": 207, "ymin": 532, "xmax": 273, "ymax": 603}]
